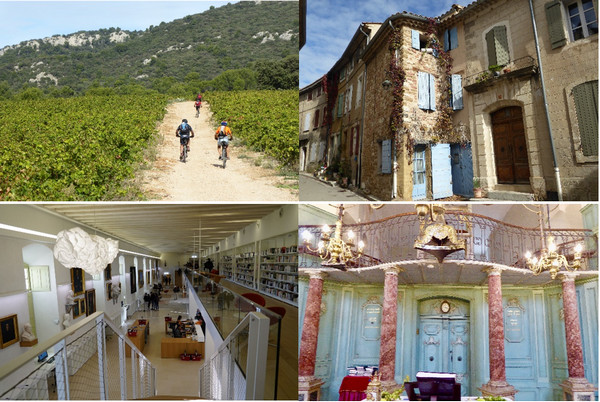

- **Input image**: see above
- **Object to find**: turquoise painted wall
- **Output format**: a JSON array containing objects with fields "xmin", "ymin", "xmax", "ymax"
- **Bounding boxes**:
[{"xmin": 298, "ymin": 279, "xmax": 598, "ymax": 401}]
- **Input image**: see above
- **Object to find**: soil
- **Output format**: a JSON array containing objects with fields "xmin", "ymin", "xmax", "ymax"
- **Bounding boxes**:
[{"xmin": 140, "ymin": 101, "xmax": 298, "ymax": 201}]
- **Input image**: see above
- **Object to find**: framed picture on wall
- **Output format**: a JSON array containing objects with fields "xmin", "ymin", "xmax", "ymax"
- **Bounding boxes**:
[
  {"xmin": 130, "ymin": 266, "xmax": 137, "ymax": 293},
  {"xmin": 146, "ymin": 271, "xmax": 150, "ymax": 285},
  {"xmin": 72, "ymin": 299, "xmax": 81, "ymax": 318},
  {"xmin": 104, "ymin": 264, "xmax": 112, "ymax": 282},
  {"xmin": 79, "ymin": 298, "xmax": 86, "ymax": 317},
  {"xmin": 0, "ymin": 314, "xmax": 19, "ymax": 349},
  {"xmin": 106, "ymin": 282, "xmax": 112, "ymax": 301},
  {"xmin": 86, "ymin": 289, "xmax": 96, "ymax": 316},
  {"xmin": 71, "ymin": 268, "xmax": 85, "ymax": 296},
  {"xmin": 138, "ymin": 270, "xmax": 144, "ymax": 287}
]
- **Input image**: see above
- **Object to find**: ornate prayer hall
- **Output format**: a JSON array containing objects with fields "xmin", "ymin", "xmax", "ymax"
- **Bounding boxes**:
[{"xmin": 298, "ymin": 204, "xmax": 598, "ymax": 401}]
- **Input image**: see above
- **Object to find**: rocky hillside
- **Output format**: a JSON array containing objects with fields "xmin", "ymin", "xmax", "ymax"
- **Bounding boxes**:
[{"xmin": 0, "ymin": 1, "xmax": 298, "ymax": 93}]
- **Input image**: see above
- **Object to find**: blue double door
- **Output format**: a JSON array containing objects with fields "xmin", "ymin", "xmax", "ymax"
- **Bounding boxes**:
[
  {"xmin": 412, "ymin": 143, "xmax": 473, "ymax": 200},
  {"xmin": 417, "ymin": 317, "xmax": 470, "ymax": 396}
]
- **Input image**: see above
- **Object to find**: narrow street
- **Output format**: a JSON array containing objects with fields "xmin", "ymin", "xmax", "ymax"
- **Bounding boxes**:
[{"xmin": 299, "ymin": 174, "xmax": 369, "ymax": 201}]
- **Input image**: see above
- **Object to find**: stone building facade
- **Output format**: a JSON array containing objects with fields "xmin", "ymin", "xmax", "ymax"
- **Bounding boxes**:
[
  {"xmin": 300, "ymin": 0, "xmax": 598, "ymax": 201},
  {"xmin": 299, "ymin": 79, "xmax": 327, "ymax": 172}
]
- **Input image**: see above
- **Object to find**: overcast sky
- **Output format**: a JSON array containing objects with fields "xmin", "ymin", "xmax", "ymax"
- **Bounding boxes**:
[
  {"xmin": 0, "ymin": 1, "xmax": 235, "ymax": 49},
  {"xmin": 300, "ymin": 0, "xmax": 473, "ymax": 88}
]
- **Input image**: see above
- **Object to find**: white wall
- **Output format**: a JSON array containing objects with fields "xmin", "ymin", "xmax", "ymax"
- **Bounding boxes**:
[
  {"xmin": 206, "ymin": 204, "xmax": 298, "ymax": 255},
  {"xmin": 0, "ymin": 205, "xmax": 160, "ymax": 364}
]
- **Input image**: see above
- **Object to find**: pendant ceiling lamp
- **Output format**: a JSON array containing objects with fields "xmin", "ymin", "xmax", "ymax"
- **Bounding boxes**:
[
  {"xmin": 54, "ymin": 227, "xmax": 119, "ymax": 275},
  {"xmin": 413, "ymin": 204, "xmax": 466, "ymax": 263}
]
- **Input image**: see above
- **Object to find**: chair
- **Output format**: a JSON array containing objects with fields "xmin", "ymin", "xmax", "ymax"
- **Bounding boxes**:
[
  {"xmin": 241, "ymin": 292, "xmax": 266, "ymax": 307},
  {"xmin": 266, "ymin": 306, "xmax": 286, "ymax": 326},
  {"xmin": 405, "ymin": 372, "xmax": 461, "ymax": 401}
]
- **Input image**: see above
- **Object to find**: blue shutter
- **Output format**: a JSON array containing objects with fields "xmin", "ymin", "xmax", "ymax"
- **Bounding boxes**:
[
  {"xmin": 381, "ymin": 140, "xmax": 392, "ymax": 174},
  {"xmin": 443, "ymin": 29, "xmax": 450, "ymax": 52},
  {"xmin": 412, "ymin": 145, "xmax": 427, "ymax": 200},
  {"xmin": 450, "ymin": 27, "xmax": 458, "ymax": 50},
  {"xmin": 432, "ymin": 143, "xmax": 453, "ymax": 199},
  {"xmin": 429, "ymin": 73, "xmax": 436, "ymax": 111},
  {"xmin": 418, "ymin": 72, "xmax": 429, "ymax": 110},
  {"xmin": 451, "ymin": 74, "xmax": 463, "ymax": 110},
  {"xmin": 412, "ymin": 30, "xmax": 420, "ymax": 50}
]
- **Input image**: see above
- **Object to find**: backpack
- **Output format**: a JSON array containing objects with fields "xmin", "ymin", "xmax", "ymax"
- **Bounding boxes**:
[{"xmin": 180, "ymin": 122, "xmax": 190, "ymax": 135}]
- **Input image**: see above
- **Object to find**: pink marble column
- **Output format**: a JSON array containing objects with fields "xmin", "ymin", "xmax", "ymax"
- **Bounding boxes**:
[
  {"xmin": 298, "ymin": 270, "xmax": 327, "ymax": 400},
  {"xmin": 557, "ymin": 274, "xmax": 596, "ymax": 400},
  {"xmin": 561, "ymin": 274, "xmax": 586, "ymax": 378},
  {"xmin": 299, "ymin": 270, "xmax": 326, "ymax": 377},
  {"xmin": 479, "ymin": 268, "xmax": 516, "ymax": 398},
  {"xmin": 379, "ymin": 266, "xmax": 402, "ymax": 390}
]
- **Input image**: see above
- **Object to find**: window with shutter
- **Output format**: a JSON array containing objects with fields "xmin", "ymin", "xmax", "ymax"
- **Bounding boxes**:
[
  {"xmin": 485, "ymin": 25, "xmax": 510, "ymax": 67},
  {"xmin": 444, "ymin": 27, "xmax": 458, "ymax": 51},
  {"xmin": 337, "ymin": 93, "xmax": 344, "ymax": 117},
  {"xmin": 313, "ymin": 109, "xmax": 320, "ymax": 129},
  {"xmin": 418, "ymin": 72, "xmax": 436, "ymax": 111},
  {"xmin": 545, "ymin": 1, "xmax": 567, "ymax": 48},
  {"xmin": 565, "ymin": 0, "xmax": 598, "ymax": 41},
  {"xmin": 573, "ymin": 80, "xmax": 598, "ymax": 156},
  {"xmin": 412, "ymin": 30, "xmax": 420, "ymax": 50},
  {"xmin": 303, "ymin": 113, "xmax": 311, "ymax": 132},
  {"xmin": 356, "ymin": 76, "xmax": 363, "ymax": 108},
  {"xmin": 451, "ymin": 74, "xmax": 463, "ymax": 110}
]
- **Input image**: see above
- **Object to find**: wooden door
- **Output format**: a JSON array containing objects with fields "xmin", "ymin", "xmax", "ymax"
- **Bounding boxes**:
[
  {"xmin": 412, "ymin": 145, "xmax": 427, "ymax": 200},
  {"xmin": 451, "ymin": 144, "xmax": 474, "ymax": 198},
  {"xmin": 431, "ymin": 143, "xmax": 453, "ymax": 199},
  {"xmin": 492, "ymin": 107, "xmax": 530, "ymax": 184}
]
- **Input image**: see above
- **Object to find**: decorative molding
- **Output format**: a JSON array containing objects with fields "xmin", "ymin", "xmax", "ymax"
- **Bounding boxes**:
[
  {"xmin": 424, "ymin": 336, "xmax": 440, "ymax": 345},
  {"xmin": 506, "ymin": 297, "xmax": 525, "ymax": 312},
  {"xmin": 362, "ymin": 295, "xmax": 382, "ymax": 309}
]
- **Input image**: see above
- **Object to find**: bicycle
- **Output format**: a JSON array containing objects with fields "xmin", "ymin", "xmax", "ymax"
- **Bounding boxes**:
[
  {"xmin": 195, "ymin": 108, "xmax": 200, "ymax": 118},
  {"xmin": 221, "ymin": 142, "xmax": 228, "ymax": 168},
  {"xmin": 179, "ymin": 135, "xmax": 190, "ymax": 163}
]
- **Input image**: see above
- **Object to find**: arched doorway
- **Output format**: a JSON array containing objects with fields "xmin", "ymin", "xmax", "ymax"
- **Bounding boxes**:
[
  {"xmin": 492, "ymin": 106, "xmax": 530, "ymax": 184},
  {"xmin": 417, "ymin": 298, "xmax": 470, "ymax": 396}
]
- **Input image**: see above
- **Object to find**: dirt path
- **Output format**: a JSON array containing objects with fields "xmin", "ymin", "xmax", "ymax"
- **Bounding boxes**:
[{"xmin": 140, "ymin": 101, "xmax": 298, "ymax": 201}]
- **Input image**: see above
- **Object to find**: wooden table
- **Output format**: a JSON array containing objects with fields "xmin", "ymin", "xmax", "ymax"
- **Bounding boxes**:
[
  {"xmin": 161, "ymin": 337, "xmax": 204, "ymax": 358},
  {"xmin": 126, "ymin": 320, "xmax": 149, "ymax": 355}
]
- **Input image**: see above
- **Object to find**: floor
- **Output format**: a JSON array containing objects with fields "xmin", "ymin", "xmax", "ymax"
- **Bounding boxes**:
[{"xmin": 52, "ymin": 284, "xmax": 297, "ymax": 400}]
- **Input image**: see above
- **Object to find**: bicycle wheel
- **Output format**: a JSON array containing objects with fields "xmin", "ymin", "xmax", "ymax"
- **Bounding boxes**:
[
  {"xmin": 222, "ymin": 147, "xmax": 227, "ymax": 169},
  {"xmin": 182, "ymin": 142, "xmax": 188, "ymax": 163}
]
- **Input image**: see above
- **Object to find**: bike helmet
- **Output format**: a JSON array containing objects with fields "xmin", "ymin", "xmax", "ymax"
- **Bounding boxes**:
[
  {"xmin": 182, "ymin": 119, "xmax": 188, "ymax": 123},
  {"xmin": 221, "ymin": 121, "xmax": 227, "ymax": 126}
]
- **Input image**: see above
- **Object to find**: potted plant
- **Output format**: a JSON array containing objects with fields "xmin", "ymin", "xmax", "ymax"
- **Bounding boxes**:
[
  {"xmin": 489, "ymin": 64, "xmax": 503, "ymax": 77},
  {"xmin": 473, "ymin": 177, "xmax": 483, "ymax": 198},
  {"xmin": 476, "ymin": 70, "xmax": 491, "ymax": 83}
]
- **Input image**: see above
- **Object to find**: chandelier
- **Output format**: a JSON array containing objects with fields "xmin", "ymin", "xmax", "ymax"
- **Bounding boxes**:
[
  {"xmin": 302, "ymin": 204, "xmax": 365, "ymax": 270},
  {"xmin": 525, "ymin": 235, "xmax": 583, "ymax": 280},
  {"xmin": 413, "ymin": 204, "xmax": 466, "ymax": 263}
]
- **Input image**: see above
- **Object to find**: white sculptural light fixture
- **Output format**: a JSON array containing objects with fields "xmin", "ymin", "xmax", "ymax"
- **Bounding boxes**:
[
  {"xmin": 523, "ymin": 205, "xmax": 583, "ymax": 280},
  {"xmin": 53, "ymin": 227, "xmax": 119, "ymax": 276},
  {"xmin": 302, "ymin": 204, "xmax": 365, "ymax": 270}
]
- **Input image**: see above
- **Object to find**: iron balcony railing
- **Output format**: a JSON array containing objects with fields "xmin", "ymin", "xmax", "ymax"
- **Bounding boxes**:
[
  {"xmin": 463, "ymin": 56, "xmax": 538, "ymax": 92},
  {"xmin": 299, "ymin": 211, "xmax": 597, "ymax": 272}
]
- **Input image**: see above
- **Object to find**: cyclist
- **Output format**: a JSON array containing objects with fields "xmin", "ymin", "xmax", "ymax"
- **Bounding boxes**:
[
  {"xmin": 194, "ymin": 99, "xmax": 202, "ymax": 116},
  {"xmin": 214, "ymin": 121, "xmax": 233, "ymax": 160},
  {"xmin": 175, "ymin": 119, "xmax": 194, "ymax": 161}
]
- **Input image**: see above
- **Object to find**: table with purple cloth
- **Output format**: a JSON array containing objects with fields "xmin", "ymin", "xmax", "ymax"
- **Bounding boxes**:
[{"xmin": 338, "ymin": 376, "xmax": 371, "ymax": 401}]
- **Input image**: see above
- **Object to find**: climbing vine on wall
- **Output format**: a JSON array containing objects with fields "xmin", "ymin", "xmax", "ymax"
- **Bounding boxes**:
[
  {"xmin": 387, "ymin": 27, "xmax": 411, "ymax": 162},
  {"xmin": 425, "ymin": 18, "xmax": 469, "ymax": 144}
]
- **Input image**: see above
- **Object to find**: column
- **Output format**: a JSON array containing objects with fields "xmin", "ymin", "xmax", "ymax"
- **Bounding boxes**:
[
  {"xmin": 298, "ymin": 270, "xmax": 327, "ymax": 401},
  {"xmin": 479, "ymin": 268, "xmax": 516, "ymax": 399},
  {"xmin": 379, "ymin": 266, "xmax": 402, "ymax": 390},
  {"xmin": 559, "ymin": 273, "xmax": 596, "ymax": 400}
]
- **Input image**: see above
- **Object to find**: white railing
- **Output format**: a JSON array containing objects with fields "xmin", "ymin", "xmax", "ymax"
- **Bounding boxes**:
[
  {"xmin": 0, "ymin": 312, "xmax": 156, "ymax": 400},
  {"xmin": 198, "ymin": 311, "xmax": 269, "ymax": 400}
]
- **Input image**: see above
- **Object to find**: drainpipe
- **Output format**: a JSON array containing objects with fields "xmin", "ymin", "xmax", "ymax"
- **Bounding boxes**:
[
  {"xmin": 528, "ymin": 0, "xmax": 563, "ymax": 200},
  {"xmin": 357, "ymin": 25, "xmax": 369, "ymax": 189},
  {"xmin": 388, "ymin": 20, "xmax": 398, "ymax": 200}
]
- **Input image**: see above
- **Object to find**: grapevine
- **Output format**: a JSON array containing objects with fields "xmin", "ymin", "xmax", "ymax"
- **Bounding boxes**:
[
  {"xmin": 204, "ymin": 90, "xmax": 298, "ymax": 166},
  {"xmin": 0, "ymin": 94, "xmax": 168, "ymax": 200}
]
